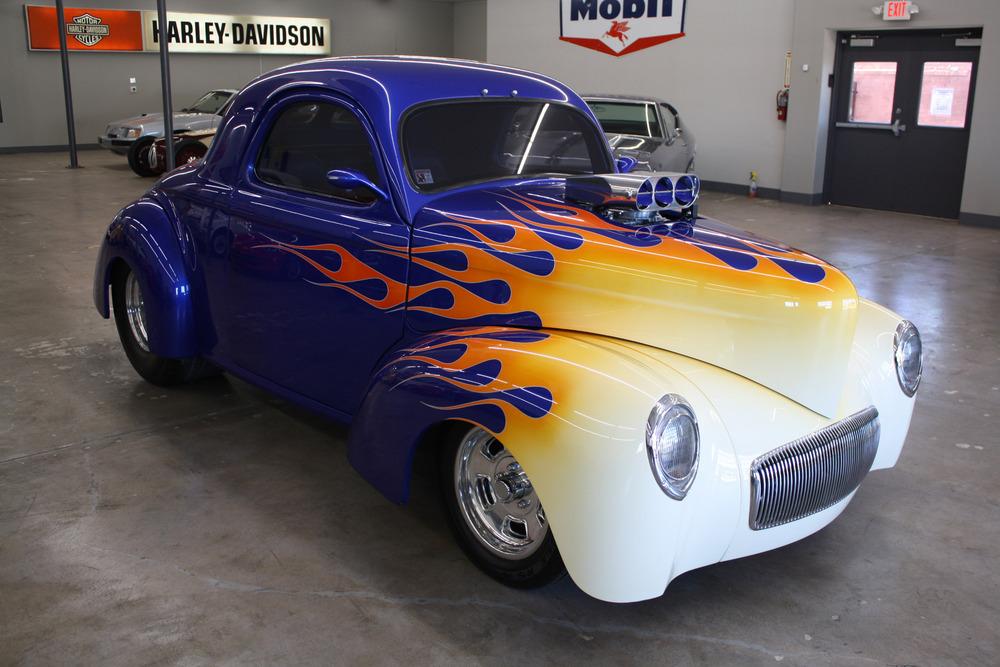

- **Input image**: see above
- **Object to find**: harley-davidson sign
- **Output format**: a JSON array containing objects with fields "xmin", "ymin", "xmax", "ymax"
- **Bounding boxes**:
[
  {"xmin": 24, "ymin": 5, "xmax": 330, "ymax": 55},
  {"xmin": 559, "ymin": 0, "xmax": 688, "ymax": 56}
]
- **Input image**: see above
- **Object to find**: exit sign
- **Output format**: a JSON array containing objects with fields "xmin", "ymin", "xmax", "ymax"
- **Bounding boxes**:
[{"xmin": 882, "ymin": 1, "xmax": 913, "ymax": 20}]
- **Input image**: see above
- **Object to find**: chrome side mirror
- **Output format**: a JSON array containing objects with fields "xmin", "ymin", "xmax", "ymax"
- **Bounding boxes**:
[{"xmin": 326, "ymin": 169, "xmax": 388, "ymax": 200}]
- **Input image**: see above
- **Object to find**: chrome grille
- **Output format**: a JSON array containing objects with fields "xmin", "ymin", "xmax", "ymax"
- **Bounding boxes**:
[{"xmin": 749, "ymin": 407, "xmax": 880, "ymax": 530}]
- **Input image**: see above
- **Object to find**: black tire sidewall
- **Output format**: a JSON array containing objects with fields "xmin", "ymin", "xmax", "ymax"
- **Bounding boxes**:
[
  {"xmin": 174, "ymin": 141, "xmax": 205, "ymax": 166},
  {"xmin": 439, "ymin": 422, "xmax": 565, "ymax": 589},
  {"xmin": 128, "ymin": 137, "xmax": 157, "ymax": 177},
  {"xmin": 111, "ymin": 265, "xmax": 192, "ymax": 386}
]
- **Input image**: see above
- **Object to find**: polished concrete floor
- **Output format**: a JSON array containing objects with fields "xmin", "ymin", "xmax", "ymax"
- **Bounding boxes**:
[{"xmin": 1, "ymin": 150, "xmax": 997, "ymax": 666}]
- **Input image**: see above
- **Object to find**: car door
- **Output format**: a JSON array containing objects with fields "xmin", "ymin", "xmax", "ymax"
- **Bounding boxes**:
[
  {"xmin": 656, "ymin": 103, "xmax": 689, "ymax": 172},
  {"xmin": 223, "ymin": 93, "xmax": 410, "ymax": 415}
]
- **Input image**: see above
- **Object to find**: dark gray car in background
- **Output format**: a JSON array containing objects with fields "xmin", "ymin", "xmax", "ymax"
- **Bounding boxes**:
[{"xmin": 583, "ymin": 94, "xmax": 696, "ymax": 173}]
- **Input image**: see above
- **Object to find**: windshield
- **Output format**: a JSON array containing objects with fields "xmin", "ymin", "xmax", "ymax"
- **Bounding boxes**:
[
  {"xmin": 185, "ymin": 91, "xmax": 233, "ymax": 115},
  {"xmin": 403, "ymin": 101, "xmax": 612, "ymax": 191},
  {"xmin": 587, "ymin": 101, "xmax": 661, "ymax": 138}
]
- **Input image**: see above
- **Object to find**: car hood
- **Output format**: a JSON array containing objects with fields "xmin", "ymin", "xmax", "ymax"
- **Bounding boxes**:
[
  {"xmin": 409, "ymin": 179, "xmax": 858, "ymax": 417},
  {"xmin": 108, "ymin": 111, "xmax": 213, "ymax": 129}
]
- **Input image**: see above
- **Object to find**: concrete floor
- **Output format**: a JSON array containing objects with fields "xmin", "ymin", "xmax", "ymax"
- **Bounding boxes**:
[{"xmin": 1, "ymin": 150, "xmax": 997, "ymax": 666}]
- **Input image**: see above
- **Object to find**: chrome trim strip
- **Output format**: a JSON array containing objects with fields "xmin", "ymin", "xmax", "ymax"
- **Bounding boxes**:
[{"xmin": 749, "ymin": 407, "xmax": 880, "ymax": 530}]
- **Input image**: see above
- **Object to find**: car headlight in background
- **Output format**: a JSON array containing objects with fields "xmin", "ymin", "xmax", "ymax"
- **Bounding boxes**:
[
  {"xmin": 894, "ymin": 320, "xmax": 922, "ymax": 397},
  {"xmin": 124, "ymin": 127, "xmax": 142, "ymax": 139},
  {"xmin": 646, "ymin": 394, "xmax": 700, "ymax": 500}
]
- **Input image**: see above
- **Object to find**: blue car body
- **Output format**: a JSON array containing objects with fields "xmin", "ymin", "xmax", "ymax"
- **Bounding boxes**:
[{"xmin": 93, "ymin": 56, "xmax": 613, "ymax": 499}]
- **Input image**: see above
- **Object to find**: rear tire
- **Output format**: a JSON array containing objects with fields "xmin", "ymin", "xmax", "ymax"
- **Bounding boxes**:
[
  {"xmin": 127, "ymin": 137, "xmax": 157, "ymax": 177},
  {"xmin": 439, "ymin": 422, "xmax": 566, "ymax": 589},
  {"xmin": 174, "ymin": 141, "xmax": 206, "ymax": 167},
  {"xmin": 111, "ymin": 263, "xmax": 217, "ymax": 386}
]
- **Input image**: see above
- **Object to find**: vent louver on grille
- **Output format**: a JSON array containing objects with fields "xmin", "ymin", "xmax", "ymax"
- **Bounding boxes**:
[{"xmin": 749, "ymin": 407, "xmax": 880, "ymax": 530}]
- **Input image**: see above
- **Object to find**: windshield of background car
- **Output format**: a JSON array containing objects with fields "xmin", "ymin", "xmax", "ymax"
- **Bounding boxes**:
[
  {"xmin": 587, "ymin": 101, "xmax": 662, "ymax": 138},
  {"xmin": 187, "ymin": 91, "xmax": 233, "ymax": 114},
  {"xmin": 402, "ymin": 101, "xmax": 612, "ymax": 191}
]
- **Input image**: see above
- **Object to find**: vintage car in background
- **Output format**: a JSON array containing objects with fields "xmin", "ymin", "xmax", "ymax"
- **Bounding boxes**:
[
  {"xmin": 584, "ymin": 94, "xmax": 696, "ymax": 173},
  {"xmin": 97, "ymin": 89, "xmax": 235, "ymax": 177},
  {"xmin": 93, "ymin": 57, "xmax": 921, "ymax": 603},
  {"xmin": 132, "ymin": 129, "xmax": 216, "ymax": 177}
]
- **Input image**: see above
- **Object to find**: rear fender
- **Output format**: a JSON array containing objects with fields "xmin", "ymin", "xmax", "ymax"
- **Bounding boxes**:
[
  {"xmin": 348, "ymin": 326, "xmax": 741, "ymax": 602},
  {"xmin": 92, "ymin": 196, "xmax": 197, "ymax": 358}
]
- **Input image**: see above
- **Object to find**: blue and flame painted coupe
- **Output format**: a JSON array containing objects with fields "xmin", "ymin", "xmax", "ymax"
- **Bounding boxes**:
[{"xmin": 93, "ymin": 56, "xmax": 922, "ymax": 603}]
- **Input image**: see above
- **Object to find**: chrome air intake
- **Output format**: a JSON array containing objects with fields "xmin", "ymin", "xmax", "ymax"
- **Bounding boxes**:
[
  {"xmin": 749, "ymin": 407, "xmax": 880, "ymax": 530},
  {"xmin": 565, "ymin": 172, "xmax": 700, "ymax": 225}
]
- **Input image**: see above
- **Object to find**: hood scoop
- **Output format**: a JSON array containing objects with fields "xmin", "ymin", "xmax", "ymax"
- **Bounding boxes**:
[{"xmin": 564, "ymin": 172, "xmax": 701, "ymax": 227}]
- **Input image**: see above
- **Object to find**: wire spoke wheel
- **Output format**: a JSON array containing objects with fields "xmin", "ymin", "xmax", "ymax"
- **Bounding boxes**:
[
  {"xmin": 454, "ymin": 427, "xmax": 548, "ymax": 560},
  {"xmin": 124, "ymin": 271, "xmax": 149, "ymax": 352}
]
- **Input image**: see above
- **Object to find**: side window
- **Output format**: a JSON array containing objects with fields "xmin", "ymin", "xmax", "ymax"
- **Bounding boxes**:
[
  {"xmin": 256, "ymin": 101, "xmax": 381, "ymax": 205},
  {"xmin": 659, "ymin": 104, "xmax": 678, "ymax": 138}
]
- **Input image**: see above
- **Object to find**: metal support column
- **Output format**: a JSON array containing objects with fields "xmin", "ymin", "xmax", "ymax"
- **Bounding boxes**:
[
  {"xmin": 156, "ymin": 0, "xmax": 174, "ymax": 171},
  {"xmin": 54, "ymin": 0, "xmax": 79, "ymax": 168}
]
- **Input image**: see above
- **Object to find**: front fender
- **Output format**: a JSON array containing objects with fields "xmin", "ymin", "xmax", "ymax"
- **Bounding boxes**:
[
  {"xmin": 92, "ymin": 196, "xmax": 197, "ymax": 358},
  {"xmin": 348, "ymin": 327, "xmax": 742, "ymax": 602}
]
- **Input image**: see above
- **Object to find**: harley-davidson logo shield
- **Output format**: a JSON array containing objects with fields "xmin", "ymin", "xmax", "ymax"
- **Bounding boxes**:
[
  {"xmin": 66, "ymin": 13, "xmax": 110, "ymax": 47},
  {"xmin": 559, "ymin": 0, "xmax": 687, "ymax": 56}
]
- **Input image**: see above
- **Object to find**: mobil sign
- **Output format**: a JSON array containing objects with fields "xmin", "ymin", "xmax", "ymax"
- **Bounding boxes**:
[{"xmin": 559, "ymin": 0, "xmax": 688, "ymax": 57}]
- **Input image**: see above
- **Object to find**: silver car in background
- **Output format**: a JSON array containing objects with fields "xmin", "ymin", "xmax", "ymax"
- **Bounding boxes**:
[
  {"xmin": 583, "ymin": 94, "xmax": 696, "ymax": 173},
  {"xmin": 98, "ymin": 89, "xmax": 236, "ymax": 176}
]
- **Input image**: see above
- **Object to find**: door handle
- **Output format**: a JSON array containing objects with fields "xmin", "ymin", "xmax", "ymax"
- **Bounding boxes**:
[{"xmin": 835, "ymin": 120, "xmax": 908, "ymax": 136}]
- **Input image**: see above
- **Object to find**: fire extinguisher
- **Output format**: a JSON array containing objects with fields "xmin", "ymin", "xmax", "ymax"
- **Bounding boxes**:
[{"xmin": 776, "ymin": 87, "xmax": 790, "ymax": 122}]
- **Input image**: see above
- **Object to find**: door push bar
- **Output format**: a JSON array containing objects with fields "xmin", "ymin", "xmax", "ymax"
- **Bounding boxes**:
[{"xmin": 835, "ymin": 119, "xmax": 907, "ymax": 136}]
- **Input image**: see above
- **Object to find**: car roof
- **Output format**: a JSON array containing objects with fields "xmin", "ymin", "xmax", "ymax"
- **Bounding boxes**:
[
  {"xmin": 204, "ymin": 56, "xmax": 604, "ymax": 218},
  {"xmin": 581, "ymin": 93, "xmax": 670, "ymax": 106}
]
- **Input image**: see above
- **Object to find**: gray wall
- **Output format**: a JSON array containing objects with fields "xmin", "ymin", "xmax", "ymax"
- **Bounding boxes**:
[
  {"xmin": 485, "ymin": 0, "xmax": 1000, "ymax": 220},
  {"xmin": 453, "ymin": 0, "xmax": 486, "ymax": 61},
  {"xmin": 486, "ymin": 0, "xmax": 795, "ymax": 191},
  {"xmin": 0, "ymin": 0, "xmax": 455, "ymax": 149}
]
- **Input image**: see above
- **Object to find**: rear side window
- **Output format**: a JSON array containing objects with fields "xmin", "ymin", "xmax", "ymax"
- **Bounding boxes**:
[
  {"xmin": 587, "ymin": 101, "xmax": 662, "ymax": 138},
  {"xmin": 256, "ymin": 101, "xmax": 381, "ymax": 205},
  {"xmin": 659, "ymin": 104, "xmax": 678, "ymax": 137}
]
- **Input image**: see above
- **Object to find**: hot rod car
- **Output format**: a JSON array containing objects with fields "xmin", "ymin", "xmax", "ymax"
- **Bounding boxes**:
[
  {"xmin": 98, "ymin": 89, "xmax": 235, "ymax": 177},
  {"xmin": 134, "ymin": 129, "xmax": 216, "ymax": 178},
  {"xmin": 93, "ymin": 57, "xmax": 921, "ymax": 603}
]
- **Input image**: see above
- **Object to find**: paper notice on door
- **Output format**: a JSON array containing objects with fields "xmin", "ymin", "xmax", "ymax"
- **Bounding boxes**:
[{"xmin": 930, "ymin": 87, "xmax": 955, "ymax": 117}]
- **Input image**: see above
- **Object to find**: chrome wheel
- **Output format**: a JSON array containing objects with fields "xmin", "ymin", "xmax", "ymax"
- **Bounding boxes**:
[
  {"xmin": 124, "ymin": 272, "xmax": 149, "ymax": 352},
  {"xmin": 454, "ymin": 427, "xmax": 548, "ymax": 560}
]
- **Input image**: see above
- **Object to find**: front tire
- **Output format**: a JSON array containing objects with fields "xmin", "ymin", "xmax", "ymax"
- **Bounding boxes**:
[
  {"xmin": 440, "ymin": 423, "xmax": 565, "ymax": 589},
  {"xmin": 112, "ymin": 264, "xmax": 216, "ymax": 386},
  {"xmin": 127, "ymin": 137, "xmax": 157, "ymax": 177}
]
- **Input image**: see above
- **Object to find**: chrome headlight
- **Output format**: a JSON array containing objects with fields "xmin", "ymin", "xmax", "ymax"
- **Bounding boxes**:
[
  {"xmin": 646, "ymin": 394, "xmax": 700, "ymax": 500},
  {"xmin": 894, "ymin": 320, "xmax": 922, "ymax": 397},
  {"xmin": 124, "ymin": 127, "xmax": 142, "ymax": 139}
]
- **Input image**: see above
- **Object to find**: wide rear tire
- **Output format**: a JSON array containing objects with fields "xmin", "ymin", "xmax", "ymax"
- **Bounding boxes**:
[{"xmin": 112, "ymin": 263, "xmax": 217, "ymax": 386}]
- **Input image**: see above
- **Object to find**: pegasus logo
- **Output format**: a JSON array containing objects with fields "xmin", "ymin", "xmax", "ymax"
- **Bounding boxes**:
[
  {"xmin": 560, "ymin": 0, "xmax": 687, "ymax": 57},
  {"xmin": 604, "ymin": 20, "xmax": 631, "ymax": 45}
]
